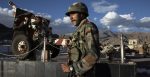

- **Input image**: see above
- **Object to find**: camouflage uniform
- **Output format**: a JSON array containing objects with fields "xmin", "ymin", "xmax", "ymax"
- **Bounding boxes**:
[
  {"xmin": 65, "ymin": 2, "xmax": 100, "ymax": 77},
  {"xmin": 68, "ymin": 19, "xmax": 100, "ymax": 77}
]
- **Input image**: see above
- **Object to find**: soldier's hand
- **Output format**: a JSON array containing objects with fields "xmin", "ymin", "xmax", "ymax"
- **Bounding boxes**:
[{"xmin": 61, "ymin": 64, "xmax": 70, "ymax": 72}]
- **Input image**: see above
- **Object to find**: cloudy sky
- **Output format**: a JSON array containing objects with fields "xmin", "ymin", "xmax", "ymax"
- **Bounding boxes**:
[{"xmin": 0, "ymin": 0, "xmax": 150, "ymax": 34}]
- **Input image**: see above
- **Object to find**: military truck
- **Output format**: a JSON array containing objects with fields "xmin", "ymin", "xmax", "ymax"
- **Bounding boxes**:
[{"xmin": 9, "ymin": 1, "xmax": 60, "ymax": 60}]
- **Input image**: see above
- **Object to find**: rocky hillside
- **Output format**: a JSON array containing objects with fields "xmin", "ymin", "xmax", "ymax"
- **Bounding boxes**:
[
  {"xmin": 99, "ymin": 31, "xmax": 150, "ymax": 45},
  {"xmin": 0, "ymin": 23, "xmax": 13, "ymax": 40}
]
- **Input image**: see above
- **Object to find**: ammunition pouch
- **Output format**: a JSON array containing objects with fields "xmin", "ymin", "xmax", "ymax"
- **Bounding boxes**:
[{"xmin": 69, "ymin": 47, "xmax": 81, "ymax": 63}]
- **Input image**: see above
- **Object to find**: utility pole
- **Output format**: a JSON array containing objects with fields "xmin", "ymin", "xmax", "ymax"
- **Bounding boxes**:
[
  {"xmin": 120, "ymin": 34, "xmax": 125, "ymax": 63},
  {"xmin": 41, "ymin": 36, "xmax": 48, "ymax": 62}
]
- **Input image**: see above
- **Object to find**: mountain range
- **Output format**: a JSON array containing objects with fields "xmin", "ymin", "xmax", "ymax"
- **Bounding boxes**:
[
  {"xmin": 100, "ymin": 31, "xmax": 150, "ymax": 45},
  {"xmin": 0, "ymin": 23, "xmax": 150, "ymax": 45}
]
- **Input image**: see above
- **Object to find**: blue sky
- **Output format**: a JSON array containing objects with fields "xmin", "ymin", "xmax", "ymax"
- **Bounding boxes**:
[{"xmin": 0, "ymin": 0, "xmax": 150, "ymax": 34}]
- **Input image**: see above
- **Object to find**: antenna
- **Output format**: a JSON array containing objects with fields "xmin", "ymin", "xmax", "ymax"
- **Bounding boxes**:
[{"xmin": 8, "ymin": 1, "xmax": 17, "ymax": 17}]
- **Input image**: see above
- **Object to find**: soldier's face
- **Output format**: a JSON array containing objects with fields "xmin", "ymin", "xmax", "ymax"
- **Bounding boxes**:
[{"xmin": 69, "ymin": 13, "xmax": 81, "ymax": 26}]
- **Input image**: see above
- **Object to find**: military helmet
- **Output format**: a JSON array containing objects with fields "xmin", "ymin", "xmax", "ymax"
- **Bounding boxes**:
[{"xmin": 66, "ymin": 2, "xmax": 89, "ymax": 17}]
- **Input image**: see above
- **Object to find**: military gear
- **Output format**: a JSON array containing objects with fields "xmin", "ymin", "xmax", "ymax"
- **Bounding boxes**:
[
  {"xmin": 68, "ymin": 19, "xmax": 100, "ymax": 76},
  {"xmin": 66, "ymin": 2, "xmax": 89, "ymax": 17},
  {"xmin": 69, "ymin": 47, "xmax": 81, "ymax": 62}
]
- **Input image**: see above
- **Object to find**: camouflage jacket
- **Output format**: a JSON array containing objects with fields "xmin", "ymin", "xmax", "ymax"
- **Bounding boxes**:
[{"xmin": 69, "ymin": 19, "xmax": 100, "ymax": 76}]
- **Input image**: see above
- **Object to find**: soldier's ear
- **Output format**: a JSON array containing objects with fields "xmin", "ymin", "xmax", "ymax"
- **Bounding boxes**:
[{"xmin": 80, "ymin": 13, "xmax": 86, "ymax": 19}]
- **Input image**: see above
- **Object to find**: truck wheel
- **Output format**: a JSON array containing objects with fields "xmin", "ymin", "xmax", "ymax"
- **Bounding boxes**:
[{"xmin": 12, "ymin": 34, "xmax": 31, "ymax": 59}]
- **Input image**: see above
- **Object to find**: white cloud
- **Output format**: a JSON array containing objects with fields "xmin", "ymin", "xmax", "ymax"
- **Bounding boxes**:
[
  {"xmin": 0, "ymin": 7, "xmax": 13, "ymax": 16},
  {"xmin": 0, "ymin": 6, "xmax": 51, "ymax": 19},
  {"xmin": 117, "ymin": 25, "xmax": 130, "ymax": 32},
  {"xmin": 120, "ymin": 13, "xmax": 134, "ymax": 20},
  {"xmin": 52, "ymin": 18, "xmax": 62, "ymax": 26},
  {"xmin": 51, "ymin": 16, "xmax": 71, "ymax": 26},
  {"xmin": 50, "ymin": 17, "xmax": 74, "ymax": 34},
  {"xmin": 0, "ymin": 7, "xmax": 14, "ymax": 27},
  {"xmin": 100, "ymin": 11, "xmax": 134, "ymax": 26},
  {"xmin": 63, "ymin": 16, "xmax": 71, "ymax": 24},
  {"xmin": 100, "ymin": 11, "xmax": 120, "ymax": 25},
  {"xmin": 140, "ymin": 17, "xmax": 150, "ymax": 23},
  {"xmin": 100, "ymin": 11, "xmax": 150, "ymax": 32},
  {"xmin": 49, "ymin": 16, "xmax": 75, "ymax": 34},
  {"xmin": 139, "ymin": 17, "xmax": 150, "ymax": 28},
  {"xmin": 92, "ymin": 0, "xmax": 118, "ymax": 13}
]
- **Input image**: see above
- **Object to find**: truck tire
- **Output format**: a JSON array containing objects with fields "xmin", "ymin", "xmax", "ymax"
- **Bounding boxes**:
[{"xmin": 12, "ymin": 34, "xmax": 31, "ymax": 59}]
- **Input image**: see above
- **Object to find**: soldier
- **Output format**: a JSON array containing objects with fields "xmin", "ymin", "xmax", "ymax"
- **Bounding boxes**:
[
  {"xmin": 143, "ymin": 42, "xmax": 148, "ymax": 56},
  {"xmin": 61, "ymin": 2, "xmax": 100, "ymax": 77}
]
